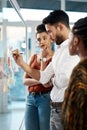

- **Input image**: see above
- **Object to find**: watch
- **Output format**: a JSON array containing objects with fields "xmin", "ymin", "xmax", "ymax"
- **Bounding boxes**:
[{"xmin": 40, "ymin": 57, "xmax": 47, "ymax": 62}]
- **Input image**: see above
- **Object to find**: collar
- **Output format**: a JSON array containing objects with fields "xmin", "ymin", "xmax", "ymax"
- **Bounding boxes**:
[{"xmin": 60, "ymin": 39, "xmax": 69, "ymax": 48}]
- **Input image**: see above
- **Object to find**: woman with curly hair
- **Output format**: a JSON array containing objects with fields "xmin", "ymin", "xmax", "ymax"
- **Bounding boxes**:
[{"xmin": 62, "ymin": 17, "xmax": 87, "ymax": 130}]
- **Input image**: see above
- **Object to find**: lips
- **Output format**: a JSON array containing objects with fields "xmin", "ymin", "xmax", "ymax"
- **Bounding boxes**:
[{"xmin": 41, "ymin": 45, "xmax": 45, "ymax": 48}]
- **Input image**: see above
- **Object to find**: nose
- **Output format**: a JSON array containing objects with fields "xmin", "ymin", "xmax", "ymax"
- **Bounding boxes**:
[
  {"xmin": 39, "ymin": 42, "xmax": 43, "ymax": 48},
  {"xmin": 48, "ymin": 32, "xmax": 52, "ymax": 39},
  {"xmin": 40, "ymin": 39, "xmax": 44, "ymax": 45},
  {"xmin": 49, "ymin": 35, "xmax": 53, "ymax": 41}
]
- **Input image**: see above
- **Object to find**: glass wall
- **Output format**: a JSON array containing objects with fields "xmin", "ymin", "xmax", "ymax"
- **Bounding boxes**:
[
  {"xmin": 0, "ymin": 1, "xmax": 28, "ymax": 112},
  {"xmin": 7, "ymin": 26, "xmax": 26, "ymax": 102}
]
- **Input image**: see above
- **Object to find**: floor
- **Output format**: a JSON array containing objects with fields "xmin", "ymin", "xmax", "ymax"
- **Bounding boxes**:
[{"xmin": 0, "ymin": 101, "xmax": 25, "ymax": 130}]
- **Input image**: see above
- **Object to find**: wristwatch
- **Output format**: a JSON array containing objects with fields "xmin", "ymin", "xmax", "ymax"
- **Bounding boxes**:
[{"xmin": 40, "ymin": 57, "xmax": 47, "ymax": 62}]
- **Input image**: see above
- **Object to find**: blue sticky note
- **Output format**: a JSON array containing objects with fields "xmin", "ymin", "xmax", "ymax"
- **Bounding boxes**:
[{"xmin": 0, "ymin": 41, "xmax": 4, "ymax": 57}]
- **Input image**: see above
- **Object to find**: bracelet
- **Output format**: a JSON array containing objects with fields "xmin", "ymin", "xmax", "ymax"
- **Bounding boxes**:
[{"xmin": 40, "ymin": 57, "xmax": 47, "ymax": 62}]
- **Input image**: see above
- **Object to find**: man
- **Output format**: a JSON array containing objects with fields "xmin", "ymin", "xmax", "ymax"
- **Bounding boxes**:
[{"xmin": 12, "ymin": 10, "xmax": 79, "ymax": 130}]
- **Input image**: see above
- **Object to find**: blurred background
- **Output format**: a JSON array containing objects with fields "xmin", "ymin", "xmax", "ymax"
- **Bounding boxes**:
[{"xmin": 0, "ymin": 0, "xmax": 87, "ymax": 130}]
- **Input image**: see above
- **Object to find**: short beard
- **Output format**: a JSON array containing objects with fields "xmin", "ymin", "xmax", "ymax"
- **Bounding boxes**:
[{"xmin": 55, "ymin": 35, "xmax": 64, "ymax": 45}]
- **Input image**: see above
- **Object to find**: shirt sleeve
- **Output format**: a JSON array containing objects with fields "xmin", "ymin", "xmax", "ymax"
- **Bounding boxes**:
[
  {"xmin": 54, "ymin": 55, "xmax": 79, "ymax": 89},
  {"xmin": 39, "ymin": 61, "xmax": 54, "ymax": 84}
]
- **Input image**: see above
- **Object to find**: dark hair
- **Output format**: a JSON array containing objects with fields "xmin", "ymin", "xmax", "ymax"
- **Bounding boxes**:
[
  {"xmin": 36, "ymin": 24, "xmax": 47, "ymax": 34},
  {"xmin": 42, "ymin": 10, "xmax": 70, "ymax": 28},
  {"xmin": 72, "ymin": 17, "xmax": 87, "ymax": 48}
]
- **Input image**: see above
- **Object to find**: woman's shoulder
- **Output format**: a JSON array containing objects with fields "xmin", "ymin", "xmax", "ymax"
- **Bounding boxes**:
[{"xmin": 28, "ymin": 54, "xmax": 37, "ymax": 65}]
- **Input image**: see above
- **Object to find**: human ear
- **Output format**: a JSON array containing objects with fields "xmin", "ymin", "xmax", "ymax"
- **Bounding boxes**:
[
  {"xmin": 73, "ymin": 36, "xmax": 80, "ymax": 51},
  {"xmin": 56, "ymin": 26, "xmax": 60, "ymax": 31},
  {"xmin": 56, "ymin": 23, "xmax": 62, "ymax": 31},
  {"xmin": 73, "ymin": 36, "xmax": 79, "ymax": 46}
]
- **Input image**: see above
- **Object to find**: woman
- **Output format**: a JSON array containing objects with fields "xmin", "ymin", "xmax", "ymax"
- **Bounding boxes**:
[
  {"xmin": 23, "ymin": 24, "xmax": 54, "ymax": 130},
  {"xmin": 62, "ymin": 17, "xmax": 87, "ymax": 130}
]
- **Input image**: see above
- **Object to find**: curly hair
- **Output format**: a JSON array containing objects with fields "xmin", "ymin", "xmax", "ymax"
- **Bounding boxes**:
[
  {"xmin": 36, "ymin": 24, "xmax": 47, "ymax": 34},
  {"xmin": 72, "ymin": 17, "xmax": 87, "ymax": 48}
]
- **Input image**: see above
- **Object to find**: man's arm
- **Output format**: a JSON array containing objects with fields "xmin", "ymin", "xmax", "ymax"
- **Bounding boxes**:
[
  {"xmin": 12, "ymin": 49, "xmax": 40, "ymax": 80},
  {"xmin": 12, "ymin": 49, "xmax": 54, "ymax": 84},
  {"xmin": 23, "ymin": 54, "xmax": 41, "ymax": 86}
]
